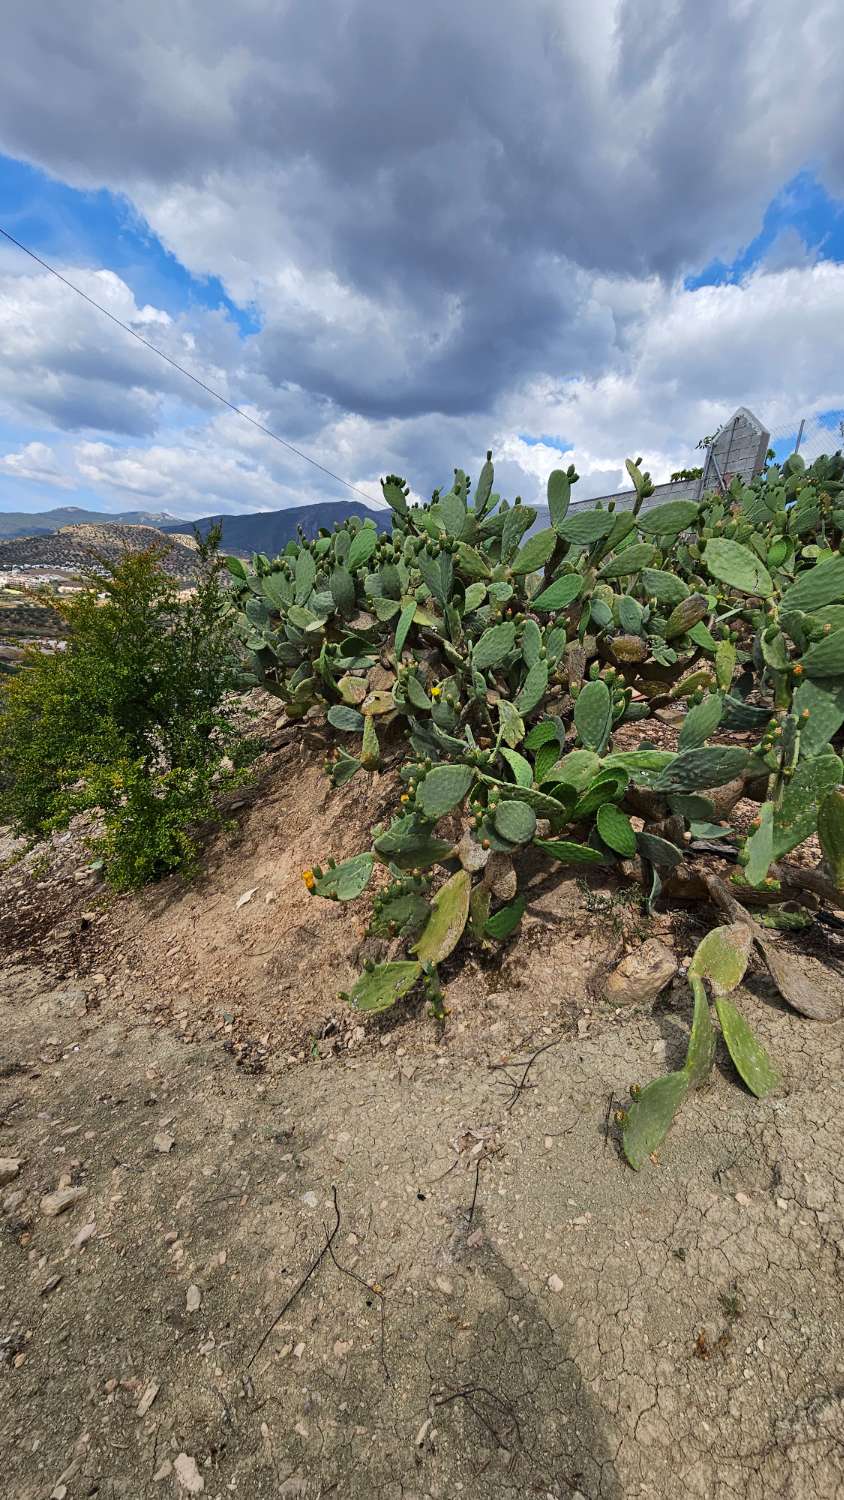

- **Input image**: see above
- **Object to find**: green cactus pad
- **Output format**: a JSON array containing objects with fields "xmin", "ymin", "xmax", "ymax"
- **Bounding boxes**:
[
  {"xmin": 485, "ymin": 893, "xmax": 526, "ymax": 939},
  {"xmin": 574, "ymin": 679, "xmax": 613, "ymax": 754},
  {"xmin": 792, "ymin": 679, "xmax": 844, "ymax": 757},
  {"xmin": 664, "ymin": 594, "xmax": 709, "ymax": 640},
  {"xmin": 417, "ymin": 764, "xmax": 474, "ymax": 820},
  {"xmin": 373, "ymin": 815, "xmax": 454, "ymax": 870},
  {"xmin": 598, "ymin": 543, "xmax": 656, "ymax": 579},
  {"xmin": 361, "ymin": 714, "xmax": 380, "ymax": 769},
  {"xmin": 743, "ymin": 802, "xmax": 774, "ymax": 886},
  {"xmin": 595, "ymin": 804, "xmax": 637, "ymax": 856},
  {"xmin": 622, "ymin": 1072, "xmax": 690, "ymax": 1170},
  {"xmin": 636, "ymin": 832, "xmax": 684, "ymax": 867},
  {"xmin": 493, "ymin": 798, "xmax": 537, "ymax": 844},
  {"xmin": 531, "ymin": 573, "xmax": 583, "ymax": 612},
  {"xmin": 640, "ymin": 569, "xmax": 689, "ymax": 605},
  {"xmin": 515, "ymin": 660, "xmax": 549, "ymax": 715},
  {"xmin": 798, "ymin": 629, "xmax": 844, "ymax": 677},
  {"xmin": 818, "ymin": 786, "xmax": 844, "ymax": 887},
  {"xmin": 638, "ymin": 500, "xmax": 700, "ymax": 535},
  {"xmin": 558, "ymin": 510, "xmax": 617, "ymax": 545},
  {"xmin": 678, "ymin": 693, "xmax": 723, "ymax": 751},
  {"xmin": 511, "ymin": 528, "xmax": 557, "ymax": 574},
  {"xmin": 714, "ymin": 639, "xmax": 736, "ymax": 692},
  {"xmin": 684, "ymin": 979, "xmax": 716, "ymax": 1087},
  {"xmin": 547, "ymin": 469, "xmax": 571, "ymax": 532},
  {"xmin": 468, "ymin": 883, "xmax": 492, "ymax": 940},
  {"xmin": 412, "ymin": 869, "xmax": 472, "ymax": 964},
  {"xmin": 715, "ymin": 997, "xmax": 781, "ymax": 1098},
  {"xmin": 369, "ymin": 891, "xmax": 430, "ymax": 939},
  {"xmin": 780, "ymin": 554, "xmax": 844, "ymax": 613},
  {"xmin": 499, "ymin": 749, "xmax": 533, "ymax": 787},
  {"xmin": 688, "ymin": 923, "xmax": 753, "ymax": 994},
  {"xmin": 772, "ymin": 753, "xmax": 843, "ymax": 859},
  {"xmin": 534, "ymin": 837, "xmax": 605, "ymax": 865},
  {"xmin": 346, "ymin": 525, "xmax": 378, "ymax": 572},
  {"xmin": 703, "ymin": 539, "xmax": 773, "ymax": 597},
  {"xmin": 473, "ymin": 621, "xmax": 517, "ymax": 669},
  {"xmin": 313, "ymin": 853, "xmax": 375, "ymax": 901},
  {"xmin": 651, "ymin": 746, "xmax": 748, "ymax": 792},
  {"xmin": 348, "ymin": 961, "xmax": 422, "ymax": 1014},
  {"xmin": 327, "ymin": 705, "xmax": 365, "ymax": 733}
]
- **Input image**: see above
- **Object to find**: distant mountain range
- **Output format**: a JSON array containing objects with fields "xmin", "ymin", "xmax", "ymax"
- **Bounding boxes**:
[
  {"xmin": 160, "ymin": 500, "xmax": 389, "ymax": 555},
  {"xmin": 0, "ymin": 506, "xmax": 179, "ymax": 540}
]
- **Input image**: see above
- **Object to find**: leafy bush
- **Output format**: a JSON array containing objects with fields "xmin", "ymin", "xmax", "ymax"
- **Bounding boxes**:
[
  {"xmin": 228, "ymin": 446, "xmax": 844, "ymax": 1152},
  {"xmin": 0, "ymin": 533, "xmax": 254, "ymax": 886}
]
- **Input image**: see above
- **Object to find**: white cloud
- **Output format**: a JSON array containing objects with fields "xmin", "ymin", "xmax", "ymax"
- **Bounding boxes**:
[
  {"xmin": 1, "ymin": 1, "xmax": 844, "ymax": 519},
  {"xmin": 0, "ymin": 441, "xmax": 75, "ymax": 489}
]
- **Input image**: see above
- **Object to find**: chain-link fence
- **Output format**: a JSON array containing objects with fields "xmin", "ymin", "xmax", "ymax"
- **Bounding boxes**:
[{"xmin": 767, "ymin": 411, "xmax": 844, "ymax": 465}]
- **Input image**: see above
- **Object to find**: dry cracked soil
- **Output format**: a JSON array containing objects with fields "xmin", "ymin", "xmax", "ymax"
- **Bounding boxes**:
[{"xmin": 1, "ymin": 949, "xmax": 843, "ymax": 1500}]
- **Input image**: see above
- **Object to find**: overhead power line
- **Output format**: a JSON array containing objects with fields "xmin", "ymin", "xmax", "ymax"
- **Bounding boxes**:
[{"xmin": 0, "ymin": 224, "xmax": 380, "ymax": 507}]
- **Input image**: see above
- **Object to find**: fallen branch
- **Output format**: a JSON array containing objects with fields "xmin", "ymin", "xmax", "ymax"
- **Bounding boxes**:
[{"xmin": 247, "ymin": 1185, "xmax": 340, "ymax": 1368}]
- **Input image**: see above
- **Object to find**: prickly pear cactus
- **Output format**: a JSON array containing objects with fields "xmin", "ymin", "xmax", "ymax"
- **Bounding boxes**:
[{"xmin": 225, "ymin": 442, "xmax": 844, "ymax": 1080}]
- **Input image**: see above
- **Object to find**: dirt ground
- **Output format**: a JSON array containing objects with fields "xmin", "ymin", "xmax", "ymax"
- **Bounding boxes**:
[
  {"xmin": 1, "ymin": 941, "xmax": 843, "ymax": 1499},
  {"xmin": 2, "ymin": 727, "xmax": 844, "ymax": 1497}
]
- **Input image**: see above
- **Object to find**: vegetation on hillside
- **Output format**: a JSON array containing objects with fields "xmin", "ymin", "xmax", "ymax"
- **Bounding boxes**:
[
  {"xmin": 0, "ymin": 532, "xmax": 254, "ymax": 887},
  {"xmin": 227, "ymin": 447, "xmax": 844, "ymax": 1165}
]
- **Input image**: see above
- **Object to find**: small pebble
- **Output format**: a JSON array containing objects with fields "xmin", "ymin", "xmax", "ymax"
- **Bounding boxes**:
[
  {"xmin": 547, "ymin": 1273, "xmax": 564, "ymax": 1294},
  {"xmin": 186, "ymin": 1284, "xmax": 202, "ymax": 1313}
]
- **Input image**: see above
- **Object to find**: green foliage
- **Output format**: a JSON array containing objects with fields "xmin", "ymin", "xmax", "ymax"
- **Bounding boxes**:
[
  {"xmin": 226, "ymin": 446, "xmax": 844, "ymax": 1054},
  {"xmin": 0, "ymin": 536, "xmax": 251, "ymax": 887}
]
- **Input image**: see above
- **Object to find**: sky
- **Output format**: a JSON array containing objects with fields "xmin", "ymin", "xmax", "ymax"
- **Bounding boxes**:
[{"xmin": 1, "ymin": 1, "xmax": 844, "ymax": 520}]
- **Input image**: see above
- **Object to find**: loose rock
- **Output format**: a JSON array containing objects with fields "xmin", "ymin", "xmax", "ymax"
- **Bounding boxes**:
[
  {"xmin": 0, "ymin": 1158, "xmax": 23, "ymax": 1187},
  {"xmin": 137, "ymin": 1381, "xmax": 160, "ymax": 1416},
  {"xmin": 153, "ymin": 1133, "xmax": 175, "ymax": 1154},
  {"xmin": 173, "ymin": 1453, "xmax": 204, "ymax": 1494},
  {"xmin": 41, "ymin": 1186, "xmax": 86, "ymax": 1217},
  {"xmin": 604, "ymin": 939, "xmax": 678, "ymax": 1007},
  {"xmin": 186, "ymin": 1284, "xmax": 202, "ymax": 1313}
]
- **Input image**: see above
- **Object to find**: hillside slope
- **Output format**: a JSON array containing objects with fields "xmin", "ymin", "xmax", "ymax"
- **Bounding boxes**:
[
  {"xmin": 0, "ymin": 506, "xmax": 179, "ymax": 539},
  {"xmin": 0, "ymin": 523, "xmax": 200, "ymax": 579},
  {"xmin": 162, "ymin": 499, "xmax": 387, "ymax": 555}
]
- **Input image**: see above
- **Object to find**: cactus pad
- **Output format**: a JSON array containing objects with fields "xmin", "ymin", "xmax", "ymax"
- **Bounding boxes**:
[
  {"xmin": 715, "ymin": 997, "xmax": 781, "ymax": 1098},
  {"xmin": 494, "ymin": 798, "xmax": 537, "ymax": 845},
  {"xmin": 574, "ymin": 679, "xmax": 613, "ymax": 754},
  {"xmin": 412, "ymin": 869, "xmax": 472, "ymax": 964},
  {"xmin": 622, "ymin": 1072, "xmax": 690, "ymax": 1170},
  {"xmin": 688, "ymin": 923, "xmax": 753, "ymax": 994},
  {"xmin": 417, "ymin": 764, "xmax": 474, "ymax": 820},
  {"xmin": 348, "ymin": 961, "xmax": 422, "ymax": 1014},
  {"xmin": 313, "ymin": 853, "xmax": 375, "ymax": 902}
]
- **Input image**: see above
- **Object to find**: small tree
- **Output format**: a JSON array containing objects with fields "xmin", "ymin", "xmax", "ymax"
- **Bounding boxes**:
[{"xmin": 0, "ymin": 531, "xmax": 254, "ymax": 887}]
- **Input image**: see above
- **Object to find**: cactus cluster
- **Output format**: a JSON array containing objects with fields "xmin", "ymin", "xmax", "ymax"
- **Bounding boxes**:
[{"xmin": 230, "ymin": 445, "xmax": 844, "ymax": 1047}]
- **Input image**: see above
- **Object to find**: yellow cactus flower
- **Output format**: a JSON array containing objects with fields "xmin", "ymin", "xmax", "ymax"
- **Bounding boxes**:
[
  {"xmin": 302, "ymin": 869, "xmax": 316, "ymax": 891},
  {"xmin": 431, "ymin": 683, "xmax": 443, "ymax": 698}
]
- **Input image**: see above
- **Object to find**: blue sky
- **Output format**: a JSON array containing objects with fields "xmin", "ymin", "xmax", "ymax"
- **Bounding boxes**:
[{"xmin": 1, "ymin": 2, "xmax": 844, "ymax": 519}]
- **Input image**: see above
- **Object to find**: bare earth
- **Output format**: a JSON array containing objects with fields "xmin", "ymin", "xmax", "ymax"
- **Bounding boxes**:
[
  {"xmin": 2, "ymin": 950, "xmax": 843, "ymax": 1499},
  {"xmin": 1, "ymin": 738, "xmax": 843, "ymax": 1498}
]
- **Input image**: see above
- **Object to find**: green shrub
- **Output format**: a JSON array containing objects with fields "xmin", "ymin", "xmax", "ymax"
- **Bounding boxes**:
[{"xmin": 0, "ymin": 531, "xmax": 254, "ymax": 887}]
